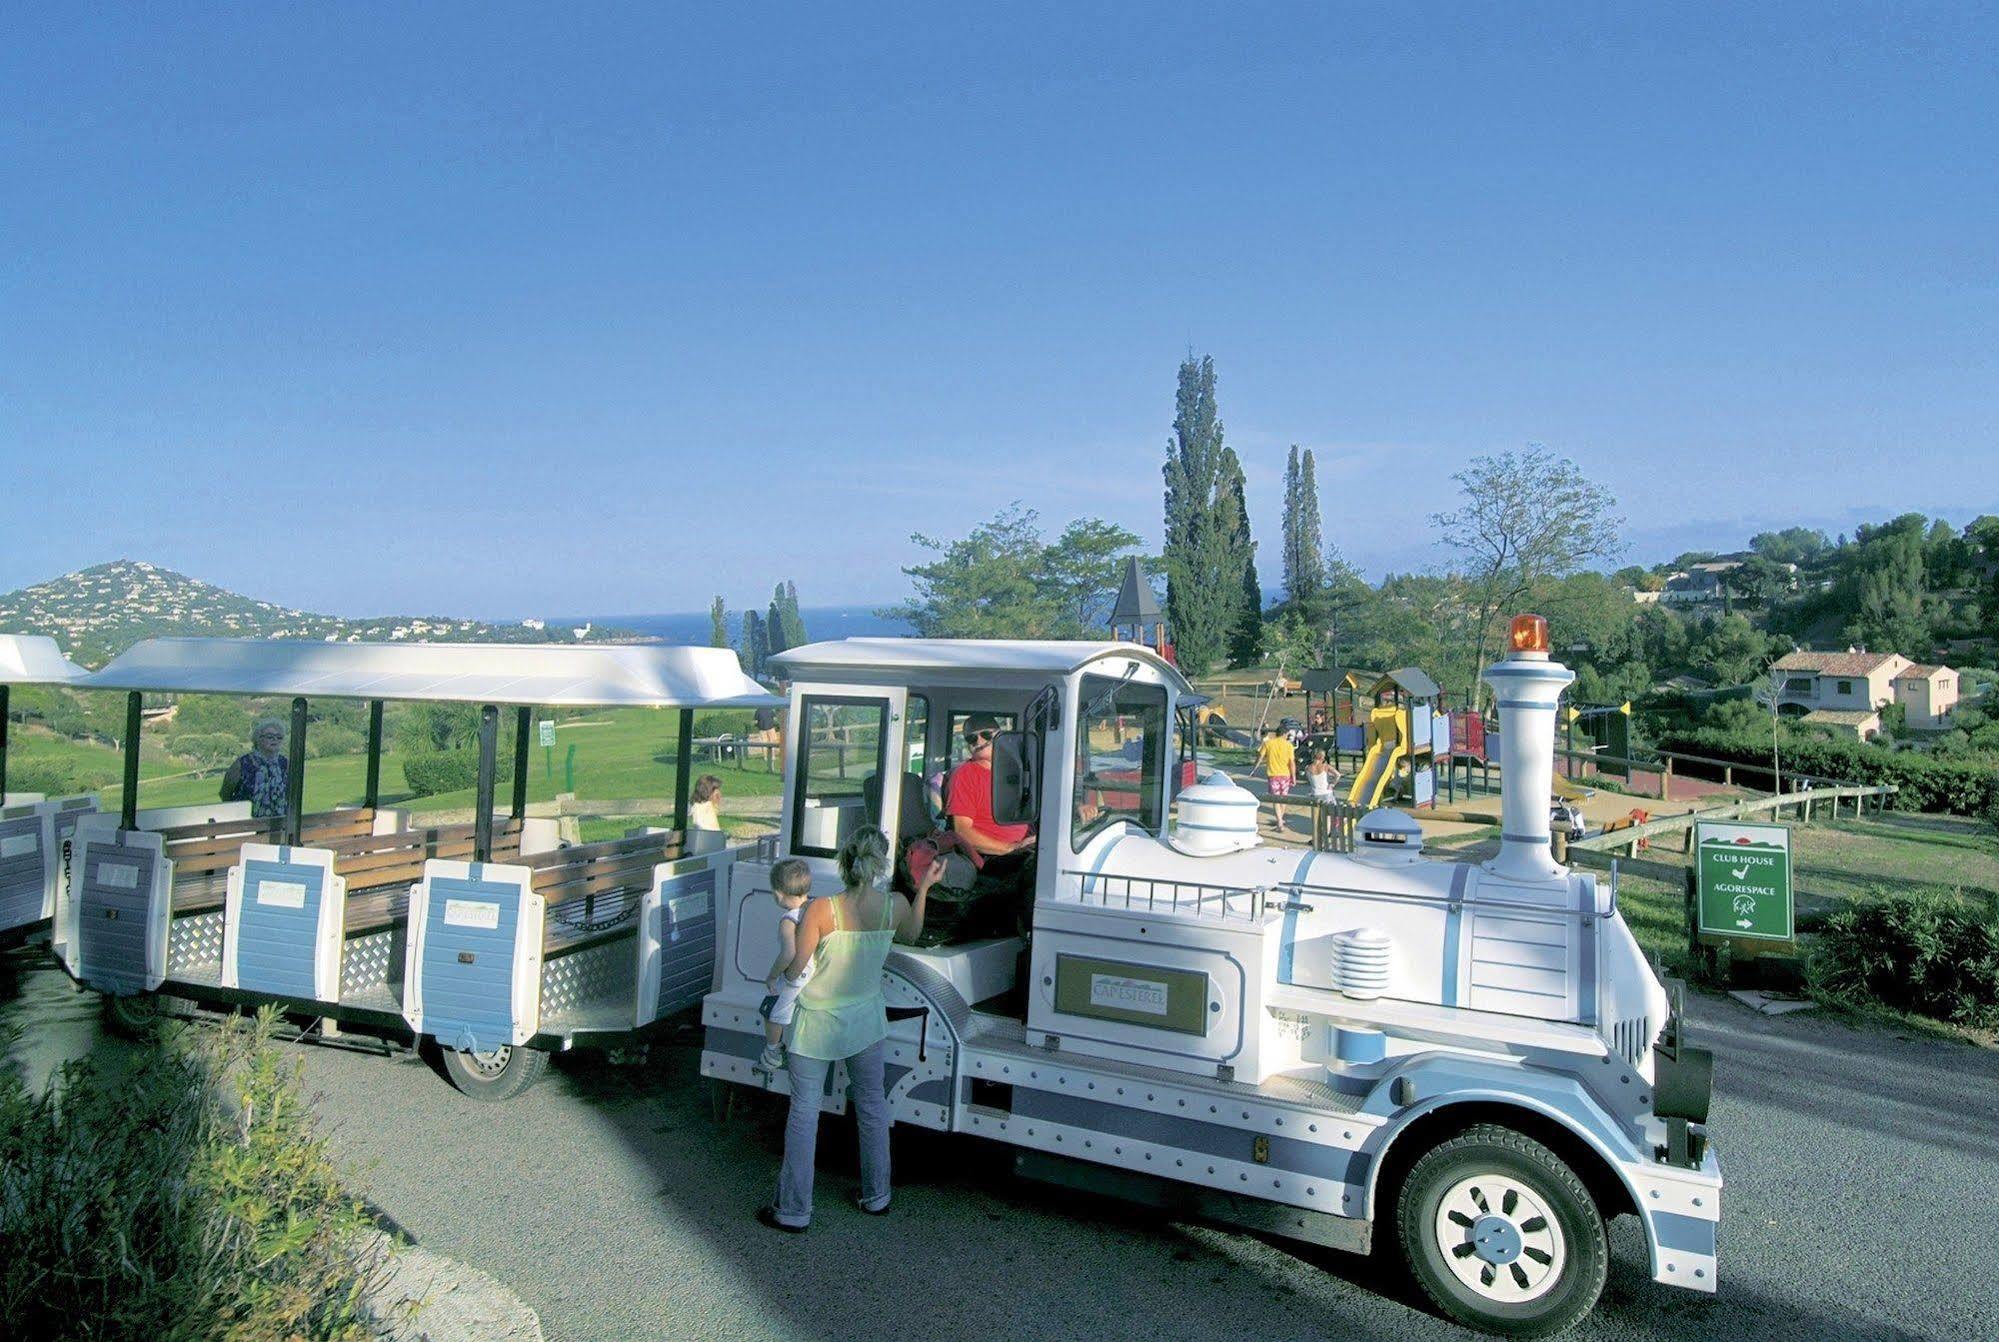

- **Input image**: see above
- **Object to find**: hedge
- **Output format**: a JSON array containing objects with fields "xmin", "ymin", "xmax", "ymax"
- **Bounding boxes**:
[
  {"xmin": 1653, "ymin": 726, "xmax": 1999, "ymax": 817},
  {"xmin": 400, "ymin": 750, "xmax": 479, "ymax": 797}
]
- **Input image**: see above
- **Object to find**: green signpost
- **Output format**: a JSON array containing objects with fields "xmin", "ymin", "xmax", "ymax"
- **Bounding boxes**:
[{"xmin": 1694, "ymin": 819, "xmax": 1794, "ymax": 942}]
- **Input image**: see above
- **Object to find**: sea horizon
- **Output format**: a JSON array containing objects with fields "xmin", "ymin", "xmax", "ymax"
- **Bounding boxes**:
[{"xmin": 560, "ymin": 603, "xmax": 914, "ymax": 645}]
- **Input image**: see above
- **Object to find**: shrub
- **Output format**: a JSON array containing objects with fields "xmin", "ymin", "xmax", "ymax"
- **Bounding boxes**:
[
  {"xmin": 307, "ymin": 724, "xmax": 365, "ymax": 759},
  {"xmin": 168, "ymin": 731, "xmax": 247, "ymax": 771},
  {"xmin": 0, "ymin": 1009, "xmax": 385, "ymax": 1341},
  {"xmin": 5, "ymin": 759, "xmax": 85, "ymax": 796},
  {"xmin": 1654, "ymin": 724, "xmax": 1999, "ymax": 816},
  {"xmin": 401, "ymin": 749, "xmax": 480, "ymax": 797},
  {"xmin": 1809, "ymin": 892, "xmax": 1999, "ymax": 1029}
]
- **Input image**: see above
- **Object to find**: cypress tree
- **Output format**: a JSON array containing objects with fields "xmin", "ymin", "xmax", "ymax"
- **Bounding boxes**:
[
  {"xmin": 766, "ymin": 595, "xmax": 788, "ymax": 658},
  {"xmin": 1219, "ymin": 447, "xmax": 1263, "ymax": 667},
  {"xmin": 1281, "ymin": 445, "xmax": 1304, "ymax": 609},
  {"xmin": 1161, "ymin": 355, "xmax": 1235, "ymax": 677},
  {"xmin": 709, "ymin": 596, "xmax": 729, "ymax": 649},
  {"xmin": 740, "ymin": 609, "xmax": 767, "ymax": 678},
  {"xmin": 780, "ymin": 579, "xmax": 808, "ymax": 647},
  {"xmin": 1295, "ymin": 447, "xmax": 1326, "ymax": 625}
]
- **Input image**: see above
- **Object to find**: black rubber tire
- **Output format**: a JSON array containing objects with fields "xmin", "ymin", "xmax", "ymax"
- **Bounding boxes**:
[
  {"xmin": 101, "ymin": 992, "xmax": 162, "ymax": 1038},
  {"xmin": 1396, "ymin": 1123, "xmax": 1609, "ymax": 1339},
  {"xmin": 438, "ymin": 1043, "xmax": 549, "ymax": 1101}
]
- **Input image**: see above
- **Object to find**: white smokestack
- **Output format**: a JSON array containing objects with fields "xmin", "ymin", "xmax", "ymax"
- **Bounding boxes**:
[{"xmin": 1483, "ymin": 627, "xmax": 1574, "ymax": 885}]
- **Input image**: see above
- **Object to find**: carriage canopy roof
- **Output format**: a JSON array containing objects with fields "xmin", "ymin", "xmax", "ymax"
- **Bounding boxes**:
[
  {"xmin": 772, "ymin": 638, "xmax": 1192, "ymax": 693},
  {"xmin": 0, "ymin": 634, "xmax": 91, "ymax": 686},
  {"xmin": 77, "ymin": 638, "xmax": 781, "ymax": 708}
]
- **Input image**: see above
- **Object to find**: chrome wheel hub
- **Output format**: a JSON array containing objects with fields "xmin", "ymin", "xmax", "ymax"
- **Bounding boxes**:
[{"xmin": 1434, "ymin": 1173, "xmax": 1566, "ymax": 1303}]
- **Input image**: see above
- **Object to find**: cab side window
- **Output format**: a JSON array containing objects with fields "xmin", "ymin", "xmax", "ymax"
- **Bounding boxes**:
[{"xmin": 790, "ymin": 696, "xmax": 889, "ymax": 857}]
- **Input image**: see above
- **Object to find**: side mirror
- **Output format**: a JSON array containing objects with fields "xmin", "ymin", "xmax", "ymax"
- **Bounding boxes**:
[{"xmin": 990, "ymin": 730, "xmax": 1035, "ymax": 825}]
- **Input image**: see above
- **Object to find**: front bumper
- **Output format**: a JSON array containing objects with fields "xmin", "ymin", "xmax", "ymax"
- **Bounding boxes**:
[{"xmin": 1638, "ymin": 1139, "xmax": 1722, "ymax": 1292}]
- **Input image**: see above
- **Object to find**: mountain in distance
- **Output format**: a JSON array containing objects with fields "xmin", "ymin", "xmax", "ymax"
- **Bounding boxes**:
[{"xmin": 0, "ymin": 560, "xmax": 633, "ymax": 666}]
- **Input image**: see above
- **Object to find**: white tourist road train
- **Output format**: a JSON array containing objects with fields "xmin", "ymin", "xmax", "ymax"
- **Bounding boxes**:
[
  {"xmin": 1, "ymin": 618, "xmax": 1718, "ymax": 1337},
  {"xmin": 700, "ymin": 616, "xmax": 1719, "ymax": 1336}
]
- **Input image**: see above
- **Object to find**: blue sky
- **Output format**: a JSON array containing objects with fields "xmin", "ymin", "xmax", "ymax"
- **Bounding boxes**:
[{"xmin": 3, "ymin": 5, "xmax": 1994, "ymax": 620}]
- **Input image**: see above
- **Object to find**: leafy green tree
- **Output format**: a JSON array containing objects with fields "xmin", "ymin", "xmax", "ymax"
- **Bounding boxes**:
[
  {"xmin": 1839, "ymin": 515, "xmax": 1937, "ymax": 653},
  {"xmin": 1723, "ymin": 554, "xmax": 1791, "ymax": 607},
  {"xmin": 1687, "ymin": 613, "xmax": 1774, "ymax": 686},
  {"xmin": 888, "ymin": 506, "xmax": 1142, "ymax": 638},
  {"xmin": 1043, "ymin": 518, "xmax": 1149, "ymax": 631},
  {"xmin": 1431, "ymin": 447, "xmax": 1623, "ymax": 707},
  {"xmin": 1750, "ymin": 526, "xmax": 1831, "ymax": 567},
  {"xmin": 709, "ymin": 596, "xmax": 728, "ymax": 649},
  {"xmin": 1161, "ymin": 355, "xmax": 1238, "ymax": 677}
]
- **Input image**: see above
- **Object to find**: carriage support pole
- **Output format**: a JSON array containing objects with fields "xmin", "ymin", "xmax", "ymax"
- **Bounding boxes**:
[
  {"xmin": 120, "ymin": 691, "xmax": 142, "ymax": 831},
  {"xmin": 285, "ymin": 696, "xmax": 309, "ymax": 847},
  {"xmin": 362, "ymin": 700, "xmax": 384, "ymax": 809},
  {"xmin": 511, "ymin": 707, "xmax": 531, "ymax": 819},
  {"xmin": 474, "ymin": 705, "xmax": 498, "ymax": 863},
  {"xmin": 673, "ymin": 708, "xmax": 695, "ymax": 834}
]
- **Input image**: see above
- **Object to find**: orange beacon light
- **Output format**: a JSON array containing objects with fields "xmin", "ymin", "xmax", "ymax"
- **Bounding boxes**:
[{"xmin": 1510, "ymin": 613, "xmax": 1550, "ymax": 655}]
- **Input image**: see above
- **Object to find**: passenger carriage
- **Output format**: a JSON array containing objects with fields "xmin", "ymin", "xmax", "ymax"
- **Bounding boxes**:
[
  {"xmin": 20, "ymin": 635, "xmax": 777, "ymax": 1098},
  {"xmin": 700, "ymin": 624, "xmax": 1721, "ymax": 1337},
  {"xmin": 0, "ymin": 635, "xmax": 102, "ymax": 948}
]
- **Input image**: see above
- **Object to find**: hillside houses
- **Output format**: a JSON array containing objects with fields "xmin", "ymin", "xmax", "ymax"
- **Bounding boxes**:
[
  {"xmin": 1653, "ymin": 556, "xmax": 1800, "ymax": 606},
  {"xmin": 1772, "ymin": 650, "xmax": 1960, "ymax": 738}
]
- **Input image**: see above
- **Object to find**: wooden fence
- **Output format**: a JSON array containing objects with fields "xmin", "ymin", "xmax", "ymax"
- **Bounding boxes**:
[{"xmin": 1567, "ymin": 781, "xmax": 1898, "ymax": 863}]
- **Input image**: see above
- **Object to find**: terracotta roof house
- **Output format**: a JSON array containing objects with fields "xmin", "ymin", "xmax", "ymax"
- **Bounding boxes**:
[
  {"xmin": 1771, "ymin": 649, "xmax": 1959, "ymax": 738},
  {"xmin": 1892, "ymin": 663, "xmax": 1960, "ymax": 730}
]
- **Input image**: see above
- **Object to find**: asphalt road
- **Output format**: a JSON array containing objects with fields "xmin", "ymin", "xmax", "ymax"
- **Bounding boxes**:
[
  {"xmin": 6, "ymin": 958, "xmax": 1994, "ymax": 1342},
  {"xmin": 291, "ymin": 996, "xmax": 1995, "ymax": 1342}
]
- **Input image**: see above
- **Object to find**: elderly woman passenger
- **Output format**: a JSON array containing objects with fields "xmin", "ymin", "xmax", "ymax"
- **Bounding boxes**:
[
  {"xmin": 758, "ymin": 827, "xmax": 946, "ymax": 1232},
  {"xmin": 220, "ymin": 718, "xmax": 290, "ymax": 819}
]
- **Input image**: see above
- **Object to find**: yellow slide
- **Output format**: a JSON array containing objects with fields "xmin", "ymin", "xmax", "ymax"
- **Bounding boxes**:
[
  {"xmin": 1551, "ymin": 773, "xmax": 1595, "ymax": 801},
  {"xmin": 1347, "ymin": 706, "xmax": 1407, "ymax": 808}
]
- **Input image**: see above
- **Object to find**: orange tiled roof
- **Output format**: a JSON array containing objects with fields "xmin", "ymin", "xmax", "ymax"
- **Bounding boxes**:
[{"xmin": 1772, "ymin": 650, "xmax": 1905, "ymax": 677}]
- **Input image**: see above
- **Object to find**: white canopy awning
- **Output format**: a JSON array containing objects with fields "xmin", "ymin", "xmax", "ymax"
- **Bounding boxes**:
[
  {"xmin": 773, "ymin": 638, "xmax": 1192, "ymax": 693},
  {"xmin": 78, "ymin": 638, "xmax": 781, "ymax": 709},
  {"xmin": 0, "ymin": 634, "xmax": 91, "ymax": 686}
]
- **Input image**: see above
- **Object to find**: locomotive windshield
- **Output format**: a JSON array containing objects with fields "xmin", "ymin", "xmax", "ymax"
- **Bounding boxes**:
[{"xmin": 1071, "ymin": 672, "xmax": 1167, "ymax": 849}]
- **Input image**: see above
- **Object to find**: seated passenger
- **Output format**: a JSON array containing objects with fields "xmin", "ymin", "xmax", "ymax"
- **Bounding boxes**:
[
  {"xmin": 945, "ymin": 715, "xmax": 1035, "ymax": 869},
  {"xmin": 221, "ymin": 718, "xmax": 290, "ymax": 819}
]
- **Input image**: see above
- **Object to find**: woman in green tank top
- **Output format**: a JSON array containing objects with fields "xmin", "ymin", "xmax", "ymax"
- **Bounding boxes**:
[{"xmin": 759, "ymin": 826, "xmax": 946, "ymax": 1232}]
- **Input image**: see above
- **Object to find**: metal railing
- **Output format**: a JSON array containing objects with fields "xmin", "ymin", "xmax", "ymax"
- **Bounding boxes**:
[{"xmin": 1064, "ymin": 869, "xmax": 1271, "ymax": 920}]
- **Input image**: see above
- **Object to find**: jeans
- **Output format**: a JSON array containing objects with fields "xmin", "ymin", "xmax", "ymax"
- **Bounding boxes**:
[{"xmin": 773, "ymin": 1038, "xmax": 890, "ymax": 1227}]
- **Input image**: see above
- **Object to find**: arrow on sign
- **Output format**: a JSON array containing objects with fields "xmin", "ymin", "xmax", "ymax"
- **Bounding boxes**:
[
  {"xmin": 1736, "ymin": 919, "xmax": 1753, "ymax": 929},
  {"xmin": 1730, "ymin": 864, "xmax": 1750, "ymax": 879}
]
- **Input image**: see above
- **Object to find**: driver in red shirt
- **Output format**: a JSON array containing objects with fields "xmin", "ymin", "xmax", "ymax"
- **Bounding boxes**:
[{"xmin": 945, "ymin": 714, "xmax": 1036, "ymax": 869}]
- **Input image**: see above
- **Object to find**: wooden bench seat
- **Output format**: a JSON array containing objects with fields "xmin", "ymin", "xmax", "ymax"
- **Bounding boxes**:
[
  {"xmin": 164, "ymin": 808, "xmax": 381, "ymax": 913},
  {"xmin": 335, "ymin": 820, "xmax": 527, "ymax": 934},
  {"xmin": 531, "ymin": 831, "xmax": 683, "ymax": 956}
]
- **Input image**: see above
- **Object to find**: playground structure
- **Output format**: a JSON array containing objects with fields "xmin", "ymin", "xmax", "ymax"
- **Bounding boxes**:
[{"xmin": 1344, "ymin": 668, "xmax": 1447, "ymax": 808}]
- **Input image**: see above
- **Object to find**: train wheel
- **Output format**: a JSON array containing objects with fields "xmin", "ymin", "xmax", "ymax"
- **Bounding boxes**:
[
  {"xmin": 101, "ymin": 992, "xmax": 162, "ymax": 1037},
  {"xmin": 1397, "ymin": 1124, "xmax": 1608, "ymax": 1338},
  {"xmin": 439, "ymin": 1043, "xmax": 549, "ymax": 1101}
]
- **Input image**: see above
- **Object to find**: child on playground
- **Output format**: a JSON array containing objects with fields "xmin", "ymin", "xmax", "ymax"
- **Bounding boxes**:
[
  {"xmin": 1256, "ymin": 725, "xmax": 1297, "ymax": 831},
  {"xmin": 1307, "ymin": 749, "xmax": 1340, "ymax": 803},
  {"xmin": 758, "ymin": 857, "xmax": 816, "ymax": 1071}
]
